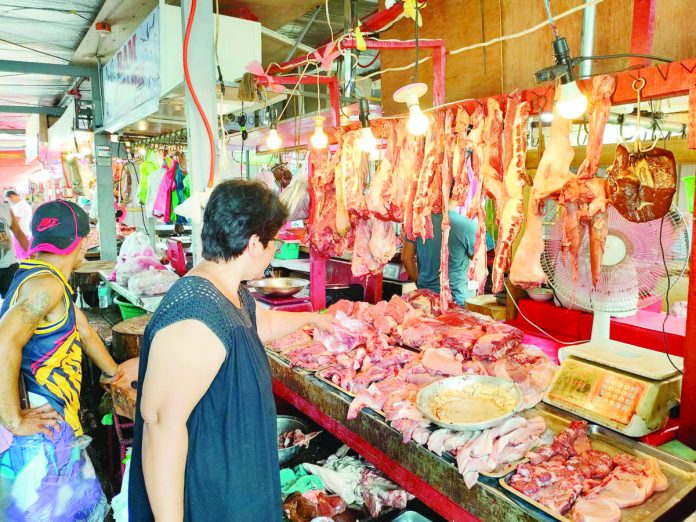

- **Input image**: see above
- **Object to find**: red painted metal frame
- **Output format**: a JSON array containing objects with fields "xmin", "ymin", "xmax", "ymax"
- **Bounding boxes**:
[
  {"xmin": 629, "ymin": 0, "xmax": 657, "ymax": 68},
  {"xmin": 272, "ymin": 378, "xmax": 480, "ymax": 522},
  {"xmin": 256, "ymin": 75, "xmax": 341, "ymax": 127},
  {"xmin": 264, "ymin": 0, "xmax": 421, "ymax": 76},
  {"xmin": 340, "ymin": 38, "xmax": 447, "ymax": 107}
]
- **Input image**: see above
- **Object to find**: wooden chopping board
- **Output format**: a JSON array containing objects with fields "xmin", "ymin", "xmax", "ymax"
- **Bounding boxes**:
[{"xmin": 465, "ymin": 294, "xmax": 507, "ymax": 321}]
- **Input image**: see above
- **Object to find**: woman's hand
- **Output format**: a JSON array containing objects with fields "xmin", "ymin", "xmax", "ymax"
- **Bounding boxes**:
[{"xmin": 310, "ymin": 313, "xmax": 336, "ymax": 334}]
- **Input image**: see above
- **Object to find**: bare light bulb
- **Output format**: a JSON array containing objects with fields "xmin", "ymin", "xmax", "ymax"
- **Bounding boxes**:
[
  {"xmin": 137, "ymin": 147, "xmax": 146, "ymax": 156},
  {"xmin": 266, "ymin": 127, "xmax": 282, "ymax": 150},
  {"xmin": 407, "ymin": 104, "xmax": 429, "ymax": 136},
  {"xmin": 359, "ymin": 127, "xmax": 377, "ymax": 153},
  {"xmin": 540, "ymin": 111, "xmax": 554, "ymax": 123},
  {"xmin": 310, "ymin": 116, "xmax": 328, "ymax": 149},
  {"xmin": 556, "ymin": 80, "xmax": 588, "ymax": 120},
  {"xmin": 393, "ymin": 82, "xmax": 429, "ymax": 136}
]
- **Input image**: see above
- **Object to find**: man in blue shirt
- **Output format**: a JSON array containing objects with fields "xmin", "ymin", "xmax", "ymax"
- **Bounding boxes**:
[{"xmin": 402, "ymin": 206, "xmax": 478, "ymax": 305}]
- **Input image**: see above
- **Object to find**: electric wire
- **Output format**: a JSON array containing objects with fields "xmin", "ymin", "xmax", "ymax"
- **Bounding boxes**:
[
  {"xmin": 659, "ymin": 214, "xmax": 683, "ymax": 374},
  {"xmin": 182, "ymin": 0, "xmax": 217, "ymax": 188},
  {"xmin": 543, "ymin": 0, "xmax": 559, "ymax": 38},
  {"xmin": 504, "ymin": 281, "xmax": 591, "ymax": 345}
]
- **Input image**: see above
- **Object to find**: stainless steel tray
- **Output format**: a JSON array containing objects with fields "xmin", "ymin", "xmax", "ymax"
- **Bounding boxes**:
[
  {"xmin": 499, "ymin": 404, "xmax": 696, "ymax": 521},
  {"xmin": 417, "ymin": 375, "xmax": 523, "ymax": 431}
]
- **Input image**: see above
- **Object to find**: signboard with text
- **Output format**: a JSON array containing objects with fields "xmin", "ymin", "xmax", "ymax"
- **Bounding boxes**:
[{"xmin": 102, "ymin": 7, "xmax": 160, "ymax": 132}]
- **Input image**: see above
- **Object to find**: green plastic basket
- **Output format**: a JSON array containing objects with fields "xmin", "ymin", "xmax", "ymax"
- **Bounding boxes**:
[
  {"xmin": 114, "ymin": 296, "xmax": 147, "ymax": 320},
  {"xmin": 275, "ymin": 241, "xmax": 300, "ymax": 260},
  {"xmin": 684, "ymin": 175, "xmax": 694, "ymax": 213}
]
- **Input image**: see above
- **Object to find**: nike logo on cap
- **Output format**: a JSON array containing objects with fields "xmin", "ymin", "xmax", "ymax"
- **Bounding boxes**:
[{"xmin": 37, "ymin": 217, "xmax": 60, "ymax": 232}]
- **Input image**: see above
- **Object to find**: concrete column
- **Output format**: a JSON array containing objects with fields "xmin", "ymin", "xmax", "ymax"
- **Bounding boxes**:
[
  {"xmin": 180, "ymin": 0, "xmax": 218, "ymax": 263},
  {"xmin": 91, "ymin": 68, "xmax": 117, "ymax": 260}
]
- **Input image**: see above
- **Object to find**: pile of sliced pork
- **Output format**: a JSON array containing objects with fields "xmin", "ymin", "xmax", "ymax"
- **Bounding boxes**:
[
  {"xmin": 509, "ymin": 420, "xmax": 668, "ymax": 521},
  {"xmin": 267, "ymin": 291, "xmax": 556, "ymax": 486}
]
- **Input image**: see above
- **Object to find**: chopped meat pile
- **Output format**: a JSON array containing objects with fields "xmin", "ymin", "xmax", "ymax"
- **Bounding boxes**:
[
  {"xmin": 509, "ymin": 420, "xmax": 668, "ymax": 518},
  {"xmin": 267, "ymin": 291, "xmax": 558, "ymax": 489},
  {"xmin": 278, "ymin": 429, "xmax": 322, "ymax": 449}
]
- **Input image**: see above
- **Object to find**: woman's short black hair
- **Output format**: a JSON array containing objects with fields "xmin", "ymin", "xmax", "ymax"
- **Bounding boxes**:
[{"xmin": 201, "ymin": 179, "xmax": 288, "ymax": 262}]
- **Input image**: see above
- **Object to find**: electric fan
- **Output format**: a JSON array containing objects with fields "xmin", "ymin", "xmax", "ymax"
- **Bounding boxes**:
[{"xmin": 539, "ymin": 202, "xmax": 691, "ymax": 436}]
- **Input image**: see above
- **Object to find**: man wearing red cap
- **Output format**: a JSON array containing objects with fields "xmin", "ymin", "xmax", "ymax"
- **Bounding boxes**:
[{"xmin": 0, "ymin": 200, "xmax": 122, "ymax": 520}]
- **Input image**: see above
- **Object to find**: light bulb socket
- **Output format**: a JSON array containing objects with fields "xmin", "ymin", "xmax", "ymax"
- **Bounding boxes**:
[
  {"xmin": 359, "ymin": 98, "xmax": 370, "ymax": 129},
  {"xmin": 552, "ymin": 37, "xmax": 576, "ymax": 83}
]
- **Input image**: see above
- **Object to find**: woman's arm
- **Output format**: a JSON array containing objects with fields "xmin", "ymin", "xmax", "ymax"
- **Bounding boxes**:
[
  {"xmin": 255, "ymin": 306, "xmax": 334, "ymax": 344},
  {"xmin": 140, "ymin": 320, "xmax": 226, "ymax": 522}
]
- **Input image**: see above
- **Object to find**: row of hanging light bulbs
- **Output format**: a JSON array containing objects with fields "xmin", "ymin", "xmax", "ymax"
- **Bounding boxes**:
[{"xmin": 264, "ymin": 83, "xmax": 429, "ymax": 153}]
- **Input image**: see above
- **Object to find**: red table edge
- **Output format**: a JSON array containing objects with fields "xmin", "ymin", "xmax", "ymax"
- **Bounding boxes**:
[{"xmin": 272, "ymin": 378, "xmax": 481, "ymax": 522}]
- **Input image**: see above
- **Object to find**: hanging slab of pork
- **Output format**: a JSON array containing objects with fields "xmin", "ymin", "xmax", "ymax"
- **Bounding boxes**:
[
  {"xmin": 492, "ymin": 91, "xmax": 530, "ymax": 293},
  {"xmin": 607, "ymin": 143, "xmax": 676, "ymax": 223},
  {"xmin": 559, "ymin": 75, "xmax": 616, "ymax": 287},
  {"xmin": 510, "ymin": 105, "xmax": 575, "ymax": 289}
]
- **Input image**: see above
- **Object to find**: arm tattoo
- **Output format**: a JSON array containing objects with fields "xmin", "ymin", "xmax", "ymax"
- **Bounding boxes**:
[{"xmin": 18, "ymin": 293, "xmax": 51, "ymax": 325}]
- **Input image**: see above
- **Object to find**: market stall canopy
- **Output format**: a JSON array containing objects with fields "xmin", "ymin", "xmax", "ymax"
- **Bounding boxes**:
[{"xmin": 0, "ymin": 150, "xmax": 42, "ymax": 188}]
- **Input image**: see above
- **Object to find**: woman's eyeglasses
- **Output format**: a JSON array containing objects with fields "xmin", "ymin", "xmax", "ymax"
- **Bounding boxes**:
[{"xmin": 271, "ymin": 238, "xmax": 285, "ymax": 252}]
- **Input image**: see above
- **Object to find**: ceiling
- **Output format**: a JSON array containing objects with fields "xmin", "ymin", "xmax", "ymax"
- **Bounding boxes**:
[
  {"xmin": 0, "ymin": 0, "xmax": 103, "ymax": 132},
  {"xmin": 0, "ymin": 0, "xmax": 380, "ymax": 142}
]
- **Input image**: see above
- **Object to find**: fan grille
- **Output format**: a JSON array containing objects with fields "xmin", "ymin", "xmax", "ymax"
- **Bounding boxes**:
[{"xmin": 542, "ymin": 202, "xmax": 690, "ymax": 314}]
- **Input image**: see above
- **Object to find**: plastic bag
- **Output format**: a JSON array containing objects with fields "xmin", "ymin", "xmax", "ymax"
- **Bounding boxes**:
[
  {"xmin": 118, "ymin": 232, "xmax": 154, "ymax": 261},
  {"xmin": 128, "ymin": 267, "xmax": 179, "ymax": 296},
  {"xmin": 280, "ymin": 167, "xmax": 309, "ymax": 221},
  {"xmin": 114, "ymin": 232, "xmax": 160, "ymax": 286},
  {"xmin": 116, "ymin": 256, "xmax": 166, "ymax": 287},
  {"xmin": 256, "ymin": 168, "xmax": 278, "ymax": 193},
  {"xmin": 0, "ymin": 423, "xmax": 108, "ymax": 522},
  {"xmin": 111, "ymin": 448, "xmax": 132, "ymax": 522}
]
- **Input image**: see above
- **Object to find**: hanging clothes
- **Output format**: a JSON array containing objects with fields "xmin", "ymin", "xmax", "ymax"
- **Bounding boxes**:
[
  {"xmin": 170, "ymin": 162, "xmax": 188, "ymax": 224},
  {"xmin": 145, "ymin": 165, "xmax": 166, "ymax": 218},
  {"xmin": 138, "ymin": 150, "xmax": 160, "ymax": 205},
  {"xmin": 153, "ymin": 160, "xmax": 177, "ymax": 222}
]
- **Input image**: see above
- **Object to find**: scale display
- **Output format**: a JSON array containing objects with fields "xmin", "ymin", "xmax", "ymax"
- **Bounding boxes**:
[{"xmin": 547, "ymin": 359, "xmax": 646, "ymax": 426}]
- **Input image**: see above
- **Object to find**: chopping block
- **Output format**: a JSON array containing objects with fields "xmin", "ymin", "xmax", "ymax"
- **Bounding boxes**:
[{"xmin": 112, "ymin": 314, "xmax": 152, "ymax": 362}]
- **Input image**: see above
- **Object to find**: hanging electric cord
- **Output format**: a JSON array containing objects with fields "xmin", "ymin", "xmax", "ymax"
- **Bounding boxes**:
[
  {"xmin": 183, "ymin": 0, "xmax": 217, "ymax": 188},
  {"xmin": 413, "ymin": 4, "xmax": 420, "ymax": 82},
  {"xmin": 543, "ymin": 0, "xmax": 559, "ymax": 38},
  {"xmin": 325, "ymin": 0, "xmax": 333, "ymax": 42},
  {"xmin": 276, "ymin": 62, "xmax": 312, "ymax": 122},
  {"xmin": 357, "ymin": 51, "xmax": 380, "ymax": 68},
  {"xmin": 659, "ymin": 213, "xmax": 684, "ymax": 375},
  {"xmin": 504, "ymin": 281, "xmax": 592, "ymax": 346},
  {"xmin": 450, "ymin": 0, "xmax": 605, "ymax": 56}
]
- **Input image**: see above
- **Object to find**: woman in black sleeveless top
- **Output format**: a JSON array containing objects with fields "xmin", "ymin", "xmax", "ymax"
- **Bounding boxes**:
[{"xmin": 128, "ymin": 180, "xmax": 334, "ymax": 521}]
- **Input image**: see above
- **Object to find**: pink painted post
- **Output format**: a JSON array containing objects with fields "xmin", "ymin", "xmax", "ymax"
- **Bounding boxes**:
[
  {"xmin": 431, "ymin": 41, "xmax": 446, "ymax": 106},
  {"xmin": 310, "ymin": 251, "xmax": 327, "ymax": 311}
]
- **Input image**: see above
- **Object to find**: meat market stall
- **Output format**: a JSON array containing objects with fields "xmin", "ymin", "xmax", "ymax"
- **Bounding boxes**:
[
  {"xmin": 240, "ymin": 16, "xmax": 696, "ymax": 514},
  {"xmin": 265, "ymin": 293, "xmax": 696, "ymax": 521}
]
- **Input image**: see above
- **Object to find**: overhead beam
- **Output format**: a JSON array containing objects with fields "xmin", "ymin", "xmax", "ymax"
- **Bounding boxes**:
[
  {"xmin": 285, "ymin": 6, "xmax": 321, "ymax": 61},
  {"xmin": 261, "ymin": 27, "xmax": 314, "ymax": 55},
  {"xmin": 0, "ymin": 59, "xmax": 95, "ymax": 78},
  {"xmin": 0, "ymin": 105, "xmax": 65, "ymax": 116}
]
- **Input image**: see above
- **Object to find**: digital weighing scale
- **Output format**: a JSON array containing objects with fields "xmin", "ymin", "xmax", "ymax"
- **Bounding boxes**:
[{"xmin": 544, "ymin": 341, "xmax": 682, "ymax": 437}]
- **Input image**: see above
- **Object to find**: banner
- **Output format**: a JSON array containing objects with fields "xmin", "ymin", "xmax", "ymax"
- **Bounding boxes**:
[{"xmin": 102, "ymin": 7, "xmax": 160, "ymax": 133}]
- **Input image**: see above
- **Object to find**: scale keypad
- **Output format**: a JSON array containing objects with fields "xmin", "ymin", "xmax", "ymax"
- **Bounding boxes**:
[{"xmin": 548, "ymin": 359, "xmax": 646, "ymax": 425}]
